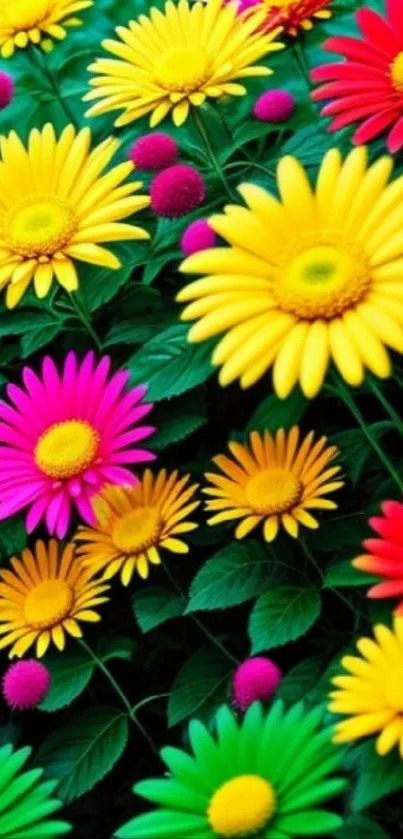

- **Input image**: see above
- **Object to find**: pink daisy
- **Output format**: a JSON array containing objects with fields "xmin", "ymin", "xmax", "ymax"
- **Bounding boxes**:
[{"xmin": 0, "ymin": 352, "xmax": 155, "ymax": 537}]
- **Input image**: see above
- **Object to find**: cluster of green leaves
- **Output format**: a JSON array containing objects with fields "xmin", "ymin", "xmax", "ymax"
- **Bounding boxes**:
[{"xmin": 0, "ymin": 0, "xmax": 401, "ymax": 837}]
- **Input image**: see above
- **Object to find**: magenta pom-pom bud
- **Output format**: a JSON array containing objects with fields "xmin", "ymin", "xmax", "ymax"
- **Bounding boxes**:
[
  {"xmin": 0, "ymin": 72, "xmax": 13, "ymax": 110},
  {"xmin": 253, "ymin": 90, "xmax": 296, "ymax": 123},
  {"xmin": 232, "ymin": 656, "xmax": 282, "ymax": 711},
  {"xmin": 129, "ymin": 133, "xmax": 178, "ymax": 171},
  {"xmin": 151, "ymin": 164, "xmax": 206, "ymax": 219},
  {"xmin": 181, "ymin": 219, "xmax": 216, "ymax": 256},
  {"xmin": 2, "ymin": 660, "xmax": 51, "ymax": 711}
]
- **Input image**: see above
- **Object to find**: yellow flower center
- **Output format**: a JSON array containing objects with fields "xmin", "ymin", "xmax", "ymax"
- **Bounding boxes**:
[
  {"xmin": 35, "ymin": 420, "xmax": 100, "ymax": 480},
  {"xmin": 208, "ymin": 775, "xmax": 276, "ymax": 838},
  {"xmin": 0, "ymin": 0, "xmax": 49, "ymax": 28},
  {"xmin": 391, "ymin": 51, "xmax": 403, "ymax": 93},
  {"xmin": 274, "ymin": 235, "xmax": 370, "ymax": 320},
  {"xmin": 112, "ymin": 507, "xmax": 162, "ymax": 554},
  {"xmin": 4, "ymin": 195, "xmax": 76, "ymax": 258},
  {"xmin": 154, "ymin": 47, "xmax": 209, "ymax": 93},
  {"xmin": 384, "ymin": 671, "xmax": 403, "ymax": 712},
  {"xmin": 24, "ymin": 579, "xmax": 73, "ymax": 629},
  {"xmin": 245, "ymin": 468, "xmax": 302, "ymax": 515}
]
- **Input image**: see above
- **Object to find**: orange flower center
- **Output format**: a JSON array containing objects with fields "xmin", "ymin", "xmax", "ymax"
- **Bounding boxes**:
[
  {"xmin": 245, "ymin": 468, "xmax": 302, "ymax": 515},
  {"xmin": 112, "ymin": 507, "xmax": 162, "ymax": 554},
  {"xmin": 35, "ymin": 419, "xmax": 100, "ymax": 480},
  {"xmin": 274, "ymin": 234, "xmax": 370, "ymax": 320},
  {"xmin": 24, "ymin": 579, "xmax": 73, "ymax": 629},
  {"xmin": 391, "ymin": 51, "xmax": 403, "ymax": 93}
]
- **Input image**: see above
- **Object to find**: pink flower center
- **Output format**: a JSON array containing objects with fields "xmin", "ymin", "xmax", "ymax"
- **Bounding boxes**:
[{"xmin": 35, "ymin": 419, "xmax": 99, "ymax": 480}]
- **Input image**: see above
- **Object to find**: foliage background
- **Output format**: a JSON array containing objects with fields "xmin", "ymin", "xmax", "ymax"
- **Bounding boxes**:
[{"xmin": 1, "ymin": 0, "xmax": 403, "ymax": 836}]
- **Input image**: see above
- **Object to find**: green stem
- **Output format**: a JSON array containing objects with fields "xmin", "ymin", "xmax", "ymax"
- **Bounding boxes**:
[
  {"xmin": 293, "ymin": 42, "xmax": 312, "ymax": 91},
  {"xmin": 192, "ymin": 108, "xmax": 234, "ymax": 200},
  {"xmin": 131, "ymin": 693, "xmax": 169, "ymax": 716},
  {"xmin": 300, "ymin": 540, "xmax": 356, "ymax": 616},
  {"xmin": 29, "ymin": 46, "xmax": 79, "ymax": 128},
  {"xmin": 367, "ymin": 376, "xmax": 403, "ymax": 438},
  {"xmin": 331, "ymin": 378, "xmax": 403, "ymax": 491},
  {"xmin": 68, "ymin": 293, "xmax": 103, "ymax": 352},
  {"xmin": 79, "ymin": 639, "xmax": 157, "ymax": 753},
  {"xmin": 163, "ymin": 563, "xmax": 239, "ymax": 665},
  {"xmin": 223, "ymin": 160, "xmax": 276, "ymax": 178}
]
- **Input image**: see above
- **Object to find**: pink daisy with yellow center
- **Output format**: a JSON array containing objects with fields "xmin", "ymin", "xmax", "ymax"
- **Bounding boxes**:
[{"xmin": 0, "ymin": 351, "xmax": 155, "ymax": 537}]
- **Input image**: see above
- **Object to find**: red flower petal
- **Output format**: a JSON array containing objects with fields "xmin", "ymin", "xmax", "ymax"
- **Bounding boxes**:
[
  {"xmin": 387, "ymin": 0, "xmax": 403, "ymax": 40},
  {"xmin": 353, "ymin": 108, "xmax": 400, "ymax": 144},
  {"xmin": 368, "ymin": 579, "xmax": 403, "ymax": 598},
  {"xmin": 356, "ymin": 7, "xmax": 401, "ymax": 55},
  {"xmin": 387, "ymin": 114, "xmax": 403, "ymax": 151},
  {"xmin": 323, "ymin": 36, "xmax": 391, "ymax": 69}
]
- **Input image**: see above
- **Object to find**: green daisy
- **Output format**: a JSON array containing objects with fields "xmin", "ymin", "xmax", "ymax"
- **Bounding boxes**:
[
  {"xmin": 0, "ymin": 743, "xmax": 71, "ymax": 838},
  {"xmin": 115, "ymin": 701, "xmax": 346, "ymax": 839}
]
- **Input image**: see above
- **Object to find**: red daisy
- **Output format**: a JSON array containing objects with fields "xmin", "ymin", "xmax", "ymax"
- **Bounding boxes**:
[
  {"xmin": 311, "ymin": 1, "xmax": 403, "ymax": 152},
  {"xmin": 353, "ymin": 500, "xmax": 403, "ymax": 614},
  {"xmin": 237, "ymin": 0, "xmax": 332, "ymax": 36}
]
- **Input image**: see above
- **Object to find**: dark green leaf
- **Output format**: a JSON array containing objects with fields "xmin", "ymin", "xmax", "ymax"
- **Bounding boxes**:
[
  {"xmin": 128, "ymin": 324, "xmax": 215, "ymax": 401},
  {"xmin": 168, "ymin": 646, "xmax": 233, "ymax": 727},
  {"xmin": 37, "ymin": 708, "xmax": 129, "ymax": 803},
  {"xmin": 277, "ymin": 656, "xmax": 325, "ymax": 705},
  {"xmin": 249, "ymin": 585, "xmax": 321, "ymax": 653},
  {"xmin": 98, "ymin": 634, "xmax": 137, "ymax": 663},
  {"xmin": 186, "ymin": 541, "xmax": 276, "ymax": 613},
  {"xmin": 40, "ymin": 647, "xmax": 95, "ymax": 713},
  {"xmin": 247, "ymin": 389, "xmax": 308, "ymax": 433},
  {"xmin": 133, "ymin": 587, "xmax": 186, "ymax": 633},
  {"xmin": 351, "ymin": 742, "xmax": 403, "ymax": 811},
  {"xmin": 324, "ymin": 560, "xmax": 379, "ymax": 588},
  {"xmin": 21, "ymin": 323, "xmax": 63, "ymax": 358},
  {"xmin": 334, "ymin": 815, "xmax": 390, "ymax": 839},
  {"xmin": 104, "ymin": 311, "xmax": 176, "ymax": 347},
  {"xmin": 151, "ymin": 391, "xmax": 207, "ymax": 451},
  {"xmin": 331, "ymin": 423, "xmax": 393, "ymax": 486}
]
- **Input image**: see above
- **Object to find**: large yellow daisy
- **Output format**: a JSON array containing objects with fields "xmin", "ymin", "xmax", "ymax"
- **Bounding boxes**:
[
  {"xmin": 0, "ymin": 0, "xmax": 92, "ymax": 58},
  {"xmin": 330, "ymin": 618, "xmax": 403, "ymax": 758},
  {"xmin": 0, "ymin": 123, "xmax": 150, "ymax": 308},
  {"xmin": 84, "ymin": 0, "xmax": 283, "ymax": 128},
  {"xmin": 178, "ymin": 147, "xmax": 403, "ymax": 398},
  {"xmin": 0, "ymin": 539, "xmax": 110, "ymax": 658},
  {"xmin": 75, "ymin": 470, "xmax": 200, "ymax": 585},
  {"xmin": 204, "ymin": 427, "xmax": 343, "ymax": 541}
]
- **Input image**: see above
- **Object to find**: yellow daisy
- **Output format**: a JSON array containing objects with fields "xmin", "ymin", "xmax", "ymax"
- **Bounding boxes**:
[
  {"xmin": 0, "ymin": 123, "xmax": 150, "ymax": 308},
  {"xmin": 330, "ymin": 618, "xmax": 403, "ymax": 758},
  {"xmin": 75, "ymin": 470, "xmax": 200, "ymax": 585},
  {"xmin": 0, "ymin": 539, "xmax": 110, "ymax": 658},
  {"xmin": 178, "ymin": 146, "xmax": 403, "ymax": 398},
  {"xmin": 204, "ymin": 427, "xmax": 343, "ymax": 541},
  {"xmin": 0, "ymin": 0, "xmax": 92, "ymax": 58},
  {"xmin": 84, "ymin": 0, "xmax": 283, "ymax": 128}
]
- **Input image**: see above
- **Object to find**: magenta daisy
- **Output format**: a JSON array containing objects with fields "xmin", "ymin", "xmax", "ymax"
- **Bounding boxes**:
[{"xmin": 0, "ymin": 352, "xmax": 155, "ymax": 537}]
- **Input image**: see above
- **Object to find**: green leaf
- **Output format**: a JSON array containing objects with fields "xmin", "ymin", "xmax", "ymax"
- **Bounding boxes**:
[
  {"xmin": 186, "ymin": 541, "xmax": 276, "ymax": 613},
  {"xmin": 248, "ymin": 585, "xmax": 321, "ymax": 653},
  {"xmin": 104, "ymin": 311, "xmax": 176, "ymax": 348},
  {"xmin": 98, "ymin": 634, "xmax": 137, "ymax": 663},
  {"xmin": 151, "ymin": 391, "xmax": 207, "ymax": 451},
  {"xmin": 247, "ymin": 389, "xmax": 308, "ymax": 433},
  {"xmin": 277, "ymin": 656, "xmax": 325, "ymax": 705},
  {"xmin": 128, "ymin": 324, "xmax": 215, "ymax": 401},
  {"xmin": 324, "ymin": 560, "xmax": 379, "ymax": 588},
  {"xmin": 334, "ymin": 815, "xmax": 390, "ymax": 839},
  {"xmin": 331, "ymin": 423, "xmax": 393, "ymax": 486},
  {"xmin": 40, "ymin": 647, "xmax": 95, "ymax": 713},
  {"xmin": 351, "ymin": 742, "xmax": 403, "ymax": 812},
  {"xmin": 133, "ymin": 587, "xmax": 186, "ymax": 633},
  {"xmin": 37, "ymin": 708, "xmax": 129, "ymax": 803},
  {"xmin": 21, "ymin": 323, "xmax": 63, "ymax": 358},
  {"xmin": 168, "ymin": 646, "xmax": 233, "ymax": 727},
  {"xmin": 0, "ymin": 515, "xmax": 27, "ymax": 559},
  {"xmin": 0, "ymin": 310, "xmax": 59, "ymax": 337}
]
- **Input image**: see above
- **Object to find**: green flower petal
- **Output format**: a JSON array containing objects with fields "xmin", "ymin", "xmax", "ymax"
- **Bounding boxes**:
[
  {"xmin": 276, "ymin": 810, "xmax": 344, "ymax": 835},
  {"xmin": 239, "ymin": 702, "xmax": 264, "ymax": 769},
  {"xmin": 280, "ymin": 777, "xmax": 347, "ymax": 813},
  {"xmin": 115, "ymin": 810, "xmax": 212, "ymax": 839},
  {"xmin": 135, "ymin": 779, "xmax": 207, "ymax": 813},
  {"xmin": 256, "ymin": 700, "xmax": 286, "ymax": 777},
  {"xmin": 188, "ymin": 720, "xmax": 225, "ymax": 785},
  {"xmin": 10, "ymin": 822, "xmax": 71, "ymax": 839},
  {"xmin": 161, "ymin": 747, "xmax": 212, "ymax": 794}
]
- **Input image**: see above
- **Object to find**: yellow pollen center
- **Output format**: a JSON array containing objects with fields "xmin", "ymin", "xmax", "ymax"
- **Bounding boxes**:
[
  {"xmin": 5, "ymin": 195, "xmax": 76, "ymax": 258},
  {"xmin": 384, "ymin": 671, "xmax": 403, "ymax": 712},
  {"xmin": 154, "ymin": 47, "xmax": 209, "ymax": 92},
  {"xmin": 208, "ymin": 775, "xmax": 276, "ymax": 838},
  {"xmin": 24, "ymin": 579, "xmax": 73, "ymax": 629},
  {"xmin": 35, "ymin": 420, "xmax": 100, "ymax": 480},
  {"xmin": 112, "ymin": 507, "xmax": 162, "ymax": 554},
  {"xmin": 0, "ymin": 0, "xmax": 49, "ymax": 28},
  {"xmin": 245, "ymin": 468, "xmax": 302, "ymax": 515},
  {"xmin": 274, "ymin": 236, "xmax": 370, "ymax": 320},
  {"xmin": 391, "ymin": 51, "xmax": 403, "ymax": 93}
]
